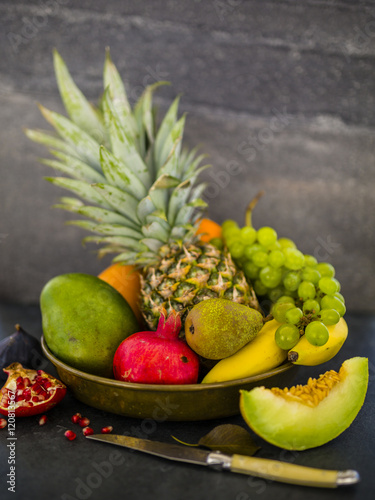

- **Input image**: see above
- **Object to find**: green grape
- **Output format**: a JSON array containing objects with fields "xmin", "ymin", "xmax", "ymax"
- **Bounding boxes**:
[
  {"xmin": 298, "ymin": 281, "xmax": 316, "ymax": 300},
  {"xmin": 254, "ymin": 279, "xmax": 268, "ymax": 296},
  {"xmin": 283, "ymin": 271, "xmax": 301, "ymax": 292},
  {"xmin": 240, "ymin": 226, "xmax": 257, "ymax": 245},
  {"xmin": 320, "ymin": 295, "xmax": 346, "ymax": 317},
  {"xmin": 225, "ymin": 236, "xmax": 241, "ymax": 249},
  {"xmin": 268, "ymin": 287, "xmax": 285, "ymax": 303},
  {"xmin": 334, "ymin": 291, "xmax": 345, "ymax": 303},
  {"xmin": 209, "ymin": 237, "xmax": 223, "ymax": 250},
  {"xmin": 333, "ymin": 278, "xmax": 341, "ymax": 292},
  {"xmin": 305, "ymin": 321, "xmax": 329, "ymax": 346},
  {"xmin": 268, "ymin": 241, "xmax": 282, "ymax": 251},
  {"xmin": 318, "ymin": 277, "xmax": 339, "ymax": 295},
  {"xmin": 320, "ymin": 308, "xmax": 340, "ymax": 326},
  {"xmin": 268, "ymin": 250, "xmax": 285, "ymax": 268},
  {"xmin": 243, "ymin": 261, "xmax": 260, "ymax": 280},
  {"xmin": 316, "ymin": 262, "xmax": 335, "ymax": 278},
  {"xmin": 222, "ymin": 220, "xmax": 238, "ymax": 234},
  {"xmin": 272, "ymin": 302, "xmax": 295, "ymax": 323},
  {"xmin": 252, "ymin": 251, "xmax": 269, "ymax": 268},
  {"xmin": 276, "ymin": 295, "xmax": 296, "ymax": 305},
  {"xmin": 285, "ymin": 307, "xmax": 303, "ymax": 325},
  {"xmin": 257, "ymin": 226, "xmax": 278, "ymax": 247},
  {"xmin": 244, "ymin": 243, "xmax": 265, "ymax": 261},
  {"xmin": 301, "ymin": 267, "xmax": 321, "ymax": 285},
  {"xmin": 283, "ymin": 248, "xmax": 305, "ymax": 270},
  {"xmin": 278, "ymin": 238, "xmax": 296, "ymax": 249},
  {"xmin": 275, "ymin": 324, "xmax": 300, "ymax": 350},
  {"xmin": 303, "ymin": 299, "xmax": 320, "ymax": 314},
  {"xmin": 304, "ymin": 255, "xmax": 318, "ymax": 267},
  {"xmin": 259, "ymin": 266, "xmax": 283, "ymax": 288},
  {"xmin": 230, "ymin": 241, "xmax": 245, "ymax": 259}
]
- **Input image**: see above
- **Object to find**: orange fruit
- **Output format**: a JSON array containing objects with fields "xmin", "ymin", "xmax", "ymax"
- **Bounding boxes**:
[
  {"xmin": 196, "ymin": 218, "xmax": 222, "ymax": 242},
  {"xmin": 98, "ymin": 264, "xmax": 143, "ymax": 325}
]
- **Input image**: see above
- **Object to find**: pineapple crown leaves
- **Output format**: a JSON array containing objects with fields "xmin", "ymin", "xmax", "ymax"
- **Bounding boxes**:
[{"xmin": 25, "ymin": 49, "xmax": 210, "ymax": 268}]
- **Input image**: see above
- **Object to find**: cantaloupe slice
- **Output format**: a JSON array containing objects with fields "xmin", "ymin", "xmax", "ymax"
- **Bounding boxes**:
[{"xmin": 240, "ymin": 357, "xmax": 368, "ymax": 450}]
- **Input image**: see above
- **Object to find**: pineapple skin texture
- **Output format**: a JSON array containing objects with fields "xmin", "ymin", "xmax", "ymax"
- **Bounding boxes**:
[{"xmin": 140, "ymin": 242, "xmax": 259, "ymax": 330}]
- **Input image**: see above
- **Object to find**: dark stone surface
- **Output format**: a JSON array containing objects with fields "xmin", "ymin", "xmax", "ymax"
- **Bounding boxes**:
[
  {"xmin": 0, "ymin": 1, "xmax": 374, "ymax": 310},
  {"xmin": 0, "ymin": 303, "xmax": 374, "ymax": 500}
]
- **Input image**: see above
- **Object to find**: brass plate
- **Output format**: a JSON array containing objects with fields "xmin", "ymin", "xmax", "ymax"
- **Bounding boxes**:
[{"xmin": 41, "ymin": 336, "xmax": 297, "ymax": 421}]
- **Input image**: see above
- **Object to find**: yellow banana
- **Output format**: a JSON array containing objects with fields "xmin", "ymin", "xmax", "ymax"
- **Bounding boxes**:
[
  {"xmin": 288, "ymin": 318, "xmax": 348, "ymax": 366},
  {"xmin": 202, "ymin": 319, "xmax": 287, "ymax": 384}
]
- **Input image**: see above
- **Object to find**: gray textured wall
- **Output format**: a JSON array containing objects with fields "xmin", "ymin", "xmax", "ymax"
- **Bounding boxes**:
[{"xmin": 0, "ymin": 0, "xmax": 374, "ymax": 311}]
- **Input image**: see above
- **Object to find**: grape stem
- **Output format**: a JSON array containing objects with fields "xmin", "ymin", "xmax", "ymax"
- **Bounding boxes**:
[
  {"xmin": 262, "ymin": 313, "xmax": 273, "ymax": 324},
  {"xmin": 245, "ymin": 190, "xmax": 265, "ymax": 227}
]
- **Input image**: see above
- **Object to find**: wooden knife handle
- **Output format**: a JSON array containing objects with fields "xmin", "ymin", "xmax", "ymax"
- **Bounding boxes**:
[{"xmin": 231, "ymin": 454, "xmax": 341, "ymax": 488}]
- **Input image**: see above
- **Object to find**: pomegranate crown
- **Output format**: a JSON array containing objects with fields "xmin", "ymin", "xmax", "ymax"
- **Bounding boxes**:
[{"xmin": 156, "ymin": 308, "xmax": 182, "ymax": 339}]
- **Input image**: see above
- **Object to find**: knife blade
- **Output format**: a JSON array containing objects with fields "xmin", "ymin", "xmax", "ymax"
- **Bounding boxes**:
[{"xmin": 86, "ymin": 434, "xmax": 359, "ymax": 488}]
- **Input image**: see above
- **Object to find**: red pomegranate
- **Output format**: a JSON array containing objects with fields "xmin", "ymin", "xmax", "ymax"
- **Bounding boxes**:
[
  {"xmin": 113, "ymin": 309, "xmax": 199, "ymax": 384},
  {"xmin": 0, "ymin": 362, "xmax": 66, "ymax": 417}
]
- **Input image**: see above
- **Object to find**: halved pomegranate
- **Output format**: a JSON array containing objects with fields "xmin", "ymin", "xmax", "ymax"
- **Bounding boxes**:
[{"xmin": 0, "ymin": 362, "xmax": 66, "ymax": 417}]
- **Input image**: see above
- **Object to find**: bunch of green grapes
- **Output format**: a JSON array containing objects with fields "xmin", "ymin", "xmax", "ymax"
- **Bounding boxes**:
[{"xmin": 220, "ymin": 220, "xmax": 346, "ymax": 351}]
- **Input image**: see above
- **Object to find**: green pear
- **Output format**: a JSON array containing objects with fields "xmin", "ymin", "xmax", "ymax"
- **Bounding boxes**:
[{"xmin": 185, "ymin": 298, "xmax": 263, "ymax": 360}]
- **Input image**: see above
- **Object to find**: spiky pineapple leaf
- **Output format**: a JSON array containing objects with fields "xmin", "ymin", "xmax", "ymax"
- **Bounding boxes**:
[
  {"xmin": 92, "ymin": 183, "xmax": 140, "ymax": 224},
  {"xmin": 102, "ymin": 91, "xmax": 151, "ymax": 188},
  {"xmin": 100, "ymin": 146, "xmax": 147, "ymax": 200},
  {"xmin": 140, "ymin": 238, "xmax": 164, "ymax": 253},
  {"xmin": 154, "ymin": 96, "xmax": 181, "ymax": 167},
  {"xmin": 167, "ymin": 178, "xmax": 193, "ymax": 225},
  {"xmin": 45, "ymin": 177, "xmax": 111, "ymax": 208},
  {"xmin": 58, "ymin": 197, "xmax": 84, "ymax": 207},
  {"xmin": 38, "ymin": 105, "xmax": 101, "ymax": 170},
  {"xmin": 103, "ymin": 49, "xmax": 137, "ymax": 139},
  {"xmin": 41, "ymin": 153, "xmax": 106, "ymax": 183},
  {"xmin": 174, "ymin": 198, "xmax": 208, "ymax": 226},
  {"xmin": 53, "ymin": 203, "xmax": 133, "ymax": 226},
  {"xmin": 157, "ymin": 115, "xmax": 186, "ymax": 173},
  {"xmin": 142, "ymin": 221, "xmax": 170, "ymax": 242},
  {"xmin": 134, "ymin": 81, "xmax": 169, "ymax": 151},
  {"xmin": 136, "ymin": 196, "xmax": 158, "ymax": 225},
  {"xmin": 53, "ymin": 49, "xmax": 107, "ymax": 142},
  {"xmin": 67, "ymin": 220, "xmax": 142, "ymax": 239},
  {"xmin": 84, "ymin": 235, "xmax": 144, "ymax": 252},
  {"xmin": 24, "ymin": 128, "xmax": 79, "ymax": 158}
]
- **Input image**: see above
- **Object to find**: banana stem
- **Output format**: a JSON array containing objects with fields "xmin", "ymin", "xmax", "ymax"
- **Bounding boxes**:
[{"xmin": 245, "ymin": 190, "xmax": 265, "ymax": 227}]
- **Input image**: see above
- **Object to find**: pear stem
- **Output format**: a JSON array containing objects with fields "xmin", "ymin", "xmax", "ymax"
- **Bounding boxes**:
[{"xmin": 245, "ymin": 190, "xmax": 265, "ymax": 227}]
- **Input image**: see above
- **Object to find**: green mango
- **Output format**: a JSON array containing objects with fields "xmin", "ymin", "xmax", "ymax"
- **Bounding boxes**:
[{"xmin": 40, "ymin": 273, "xmax": 139, "ymax": 378}]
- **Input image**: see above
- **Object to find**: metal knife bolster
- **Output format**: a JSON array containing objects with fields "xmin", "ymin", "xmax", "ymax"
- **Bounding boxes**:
[{"xmin": 206, "ymin": 452, "xmax": 232, "ymax": 471}]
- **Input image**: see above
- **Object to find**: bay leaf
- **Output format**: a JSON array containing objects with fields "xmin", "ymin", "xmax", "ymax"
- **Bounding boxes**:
[{"xmin": 172, "ymin": 424, "xmax": 260, "ymax": 456}]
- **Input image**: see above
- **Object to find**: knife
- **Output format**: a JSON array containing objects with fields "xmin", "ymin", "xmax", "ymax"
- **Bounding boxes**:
[{"xmin": 86, "ymin": 434, "xmax": 359, "ymax": 488}]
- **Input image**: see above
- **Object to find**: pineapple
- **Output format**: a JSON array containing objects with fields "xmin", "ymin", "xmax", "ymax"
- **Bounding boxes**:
[{"xmin": 26, "ymin": 49, "xmax": 259, "ymax": 329}]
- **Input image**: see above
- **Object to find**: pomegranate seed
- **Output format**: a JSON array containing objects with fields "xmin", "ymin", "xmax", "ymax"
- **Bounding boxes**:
[
  {"xmin": 82, "ymin": 426, "xmax": 94, "ymax": 436},
  {"xmin": 23, "ymin": 377, "xmax": 31, "ymax": 387},
  {"xmin": 71, "ymin": 413, "xmax": 82, "ymax": 424},
  {"xmin": 32, "ymin": 396, "xmax": 39, "ymax": 403},
  {"xmin": 101, "ymin": 426, "xmax": 113, "ymax": 434},
  {"xmin": 16, "ymin": 376, "xmax": 23, "ymax": 384},
  {"xmin": 16, "ymin": 381, "xmax": 25, "ymax": 390},
  {"xmin": 78, "ymin": 417, "xmax": 90, "ymax": 428},
  {"xmin": 39, "ymin": 415, "xmax": 48, "ymax": 426},
  {"xmin": 0, "ymin": 418, "xmax": 7, "ymax": 429},
  {"xmin": 37, "ymin": 370, "xmax": 44, "ymax": 376},
  {"xmin": 42, "ymin": 380, "xmax": 52, "ymax": 389},
  {"xmin": 64, "ymin": 430, "xmax": 76, "ymax": 441}
]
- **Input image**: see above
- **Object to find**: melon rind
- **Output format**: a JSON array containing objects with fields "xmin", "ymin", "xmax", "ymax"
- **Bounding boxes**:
[{"xmin": 240, "ymin": 357, "xmax": 368, "ymax": 450}]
